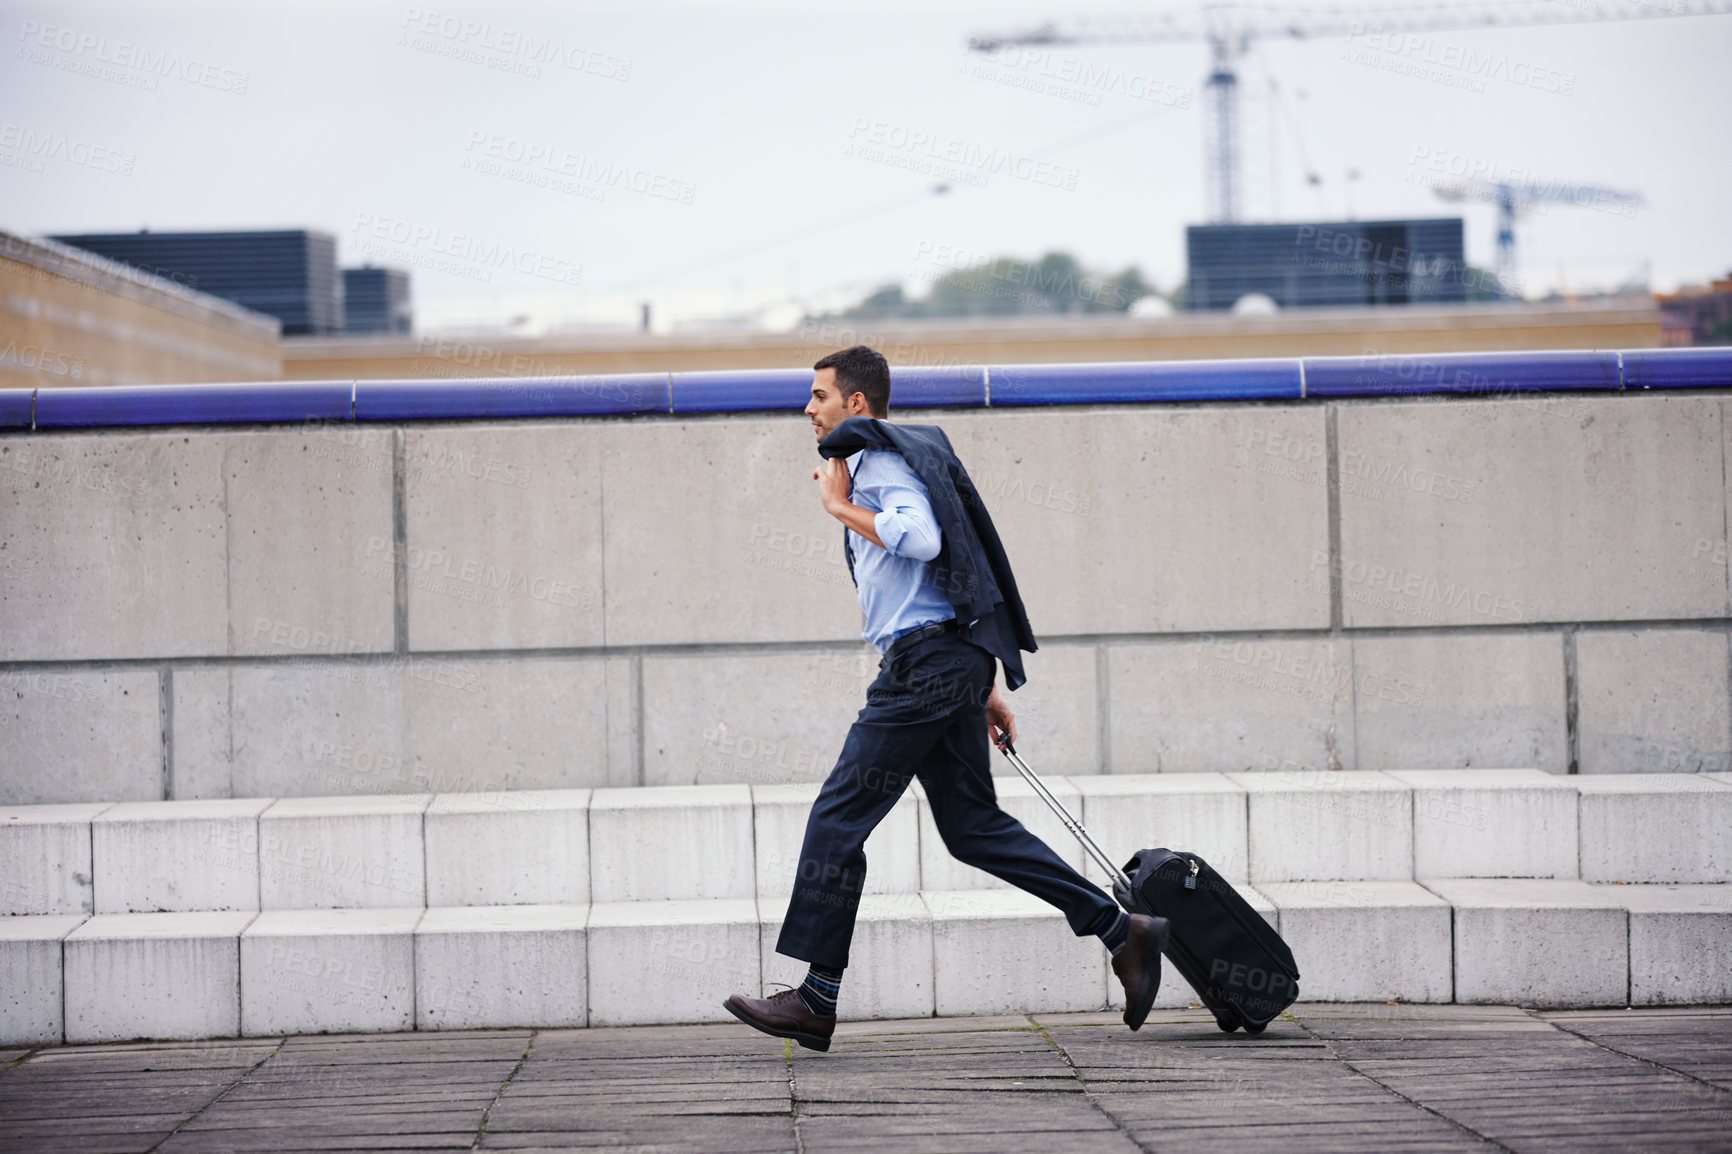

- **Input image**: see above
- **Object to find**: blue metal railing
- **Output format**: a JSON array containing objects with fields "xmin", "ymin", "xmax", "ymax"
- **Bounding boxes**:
[{"xmin": 5, "ymin": 346, "xmax": 1731, "ymax": 431}]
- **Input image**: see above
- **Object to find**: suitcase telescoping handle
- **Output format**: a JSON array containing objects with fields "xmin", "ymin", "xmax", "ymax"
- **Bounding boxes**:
[{"xmin": 994, "ymin": 735, "xmax": 1134, "ymax": 894}]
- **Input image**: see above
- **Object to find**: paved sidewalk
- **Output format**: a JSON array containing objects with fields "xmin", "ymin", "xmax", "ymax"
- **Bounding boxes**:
[{"xmin": 2, "ymin": 1004, "xmax": 1730, "ymax": 1153}]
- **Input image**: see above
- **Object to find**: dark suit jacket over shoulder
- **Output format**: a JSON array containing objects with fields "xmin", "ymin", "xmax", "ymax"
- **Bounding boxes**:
[{"xmin": 818, "ymin": 416, "xmax": 1039, "ymax": 691}]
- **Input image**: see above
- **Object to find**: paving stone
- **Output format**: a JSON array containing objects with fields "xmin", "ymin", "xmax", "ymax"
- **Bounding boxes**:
[
  {"xmin": 4, "ymin": 1006, "xmax": 1731, "ymax": 1152},
  {"xmin": 1543, "ymin": 1007, "xmax": 1732, "ymax": 1089}
]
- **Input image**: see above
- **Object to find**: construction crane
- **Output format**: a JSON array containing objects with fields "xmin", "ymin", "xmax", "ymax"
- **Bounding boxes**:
[
  {"xmin": 1428, "ymin": 177, "xmax": 1643, "ymax": 291},
  {"xmin": 969, "ymin": 1, "xmax": 1731, "ymax": 225}
]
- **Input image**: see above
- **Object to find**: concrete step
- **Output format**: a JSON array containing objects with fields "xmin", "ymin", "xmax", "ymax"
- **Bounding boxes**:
[
  {"xmin": 925, "ymin": 888, "xmax": 1107, "ymax": 1016},
  {"xmin": 1074, "ymin": 772, "xmax": 1250, "ymax": 884},
  {"xmin": 415, "ymin": 903, "xmax": 590, "ymax": 1030},
  {"xmin": 1616, "ymin": 883, "xmax": 1732, "ymax": 1005},
  {"xmin": 8, "ymin": 771, "xmax": 1728, "ymax": 920},
  {"xmin": 1256, "ymin": 880, "xmax": 1452, "ymax": 1004},
  {"xmin": 5, "ymin": 771, "xmax": 1731, "ymax": 1043},
  {"xmin": 1575, "ymin": 774, "xmax": 1732, "ymax": 883},
  {"xmin": 0, "ymin": 913, "xmax": 86, "ymax": 1044},
  {"xmin": 240, "ymin": 907, "xmax": 421, "ymax": 1036},
  {"xmin": 6, "ymin": 881, "xmax": 1730, "ymax": 1044},
  {"xmin": 587, "ymin": 897, "xmax": 758, "ymax": 1026},
  {"xmin": 588, "ymin": 785, "xmax": 754, "ymax": 902},
  {"xmin": 65, "ymin": 910, "xmax": 256, "ymax": 1043},
  {"xmin": 752, "ymin": 782, "xmax": 918, "ymax": 898},
  {"xmin": 0, "ymin": 802, "xmax": 110, "ymax": 915},
  {"xmin": 915, "ymin": 778, "xmax": 1091, "ymax": 892},
  {"xmin": 1228, "ymin": 770, "xmax": 1415, "ymax": 882},
  {"xmin": 1388, "ymin": 769, "xmax": 1578, "ymax": 879},
  {"xmin": 94, "ymin": 798, "xmax": 273, "ymax": 913},
  {"xmin": 424, "ymin": 790, "xmax": 592, "ymax": 907},
  {"xmin": 759, "ymin": 893, "xmax": 934, "ymax": 1020},
  {"xmin": 257, "ymin": 794, "xmax": 430, "ymax": 910},
  {"xmin": 1422, "ymin": 878, "xmax": 1630, "ymax": 1007}
]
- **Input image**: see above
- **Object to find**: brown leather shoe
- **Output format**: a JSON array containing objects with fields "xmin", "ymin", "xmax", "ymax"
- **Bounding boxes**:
[
  {"xmin": 1111, "ymin": 913, "xmax": 1170, "ymax": 1032},
  {"xmin": 724, "ymin": 988, "xmax": 836, "ymax": 1052}
]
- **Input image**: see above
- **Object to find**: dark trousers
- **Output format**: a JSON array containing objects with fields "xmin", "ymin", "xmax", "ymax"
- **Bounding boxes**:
[{"xmin": 775, "ymin": 630, "xmax": 1118, "ymax": 970}]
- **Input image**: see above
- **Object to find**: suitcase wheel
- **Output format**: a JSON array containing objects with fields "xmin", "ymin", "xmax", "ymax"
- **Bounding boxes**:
[
  {"xmin": 1213, "ymin": 1008, "xmax": 1241, "ymax": 1034},
  {"xmin": 1242, "ymin": 1021, "xmax": 1267, "ymax": 1036}
]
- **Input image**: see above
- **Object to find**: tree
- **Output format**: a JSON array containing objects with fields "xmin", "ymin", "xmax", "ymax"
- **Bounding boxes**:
[{"xmin": 817, "ymin": 251, "xmax": 1157, "ymax": 323}]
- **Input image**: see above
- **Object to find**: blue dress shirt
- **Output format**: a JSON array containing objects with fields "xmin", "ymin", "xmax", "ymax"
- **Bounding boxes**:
[{"xmin": 844, "ymin": 448, "xmax": 957, "ymax": 652}]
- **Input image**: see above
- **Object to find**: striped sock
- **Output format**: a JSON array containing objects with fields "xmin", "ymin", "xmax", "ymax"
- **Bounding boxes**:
[
  {"xmin": 797, "ymin": 964, "xmax": 843, "ymax": 1017},
  {"xmin": 1093, "ymin": 909, "xmax": 1131, "ymax": 956}
]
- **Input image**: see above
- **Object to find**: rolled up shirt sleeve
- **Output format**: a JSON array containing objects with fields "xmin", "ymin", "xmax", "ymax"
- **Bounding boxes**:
[
  {"xmin": 857, "ymin": 456, "xmax": 943, "ymax": 562},
  {"xmin": 874, "ymin": 499, "xmax": 942, "ymax": 561}
]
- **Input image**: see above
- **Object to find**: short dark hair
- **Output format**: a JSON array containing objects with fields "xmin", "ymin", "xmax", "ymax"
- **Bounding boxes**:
[{"xmin": 814, "ymin": 345, "xmax": 890, "ymax": 417}]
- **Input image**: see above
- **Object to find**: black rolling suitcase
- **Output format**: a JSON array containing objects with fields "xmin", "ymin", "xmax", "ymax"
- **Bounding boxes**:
[{"xmin": 995, "ymin": 738, "xmax": 1301, "ymax": 1034}]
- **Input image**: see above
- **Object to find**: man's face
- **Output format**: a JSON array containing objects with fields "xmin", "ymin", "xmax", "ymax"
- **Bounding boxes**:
[{"xmin": 804, "ymin": 367, "xmax": 868, "ymax": 441}]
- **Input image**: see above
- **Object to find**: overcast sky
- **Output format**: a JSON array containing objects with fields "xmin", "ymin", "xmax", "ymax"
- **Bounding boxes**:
[{"xmin": 4, "ymin": 0, "xmax": 1729, "ymax": 333}]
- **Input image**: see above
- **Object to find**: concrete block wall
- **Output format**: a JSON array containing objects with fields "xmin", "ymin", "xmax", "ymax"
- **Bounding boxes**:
[
  {"xmin": 2, "ymin": 770, "xmax": 1729, "ymax": 1044},
  {"xmin": 3, "ymin": 391, "xmax": 1730, "ymax": 804}
]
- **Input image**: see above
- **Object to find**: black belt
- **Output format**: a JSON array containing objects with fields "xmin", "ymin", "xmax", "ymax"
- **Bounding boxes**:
[{"xmin": 882, "ymin": 618, "xmax": 961, "ymax": 663}]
